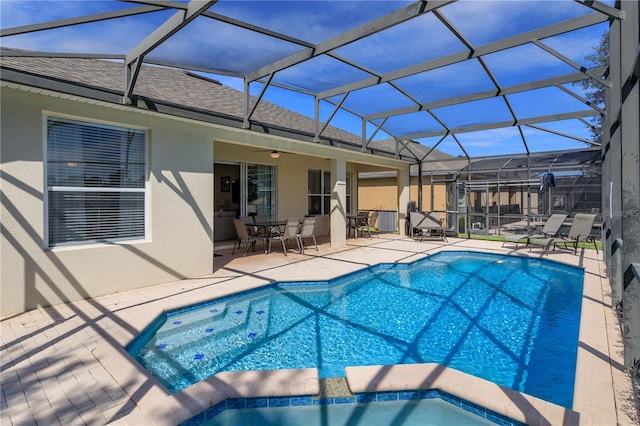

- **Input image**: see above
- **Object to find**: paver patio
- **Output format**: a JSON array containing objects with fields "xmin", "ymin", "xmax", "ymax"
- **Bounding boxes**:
[{"xmin": 1, "ymin": 235, "xmax": 636, "ymax": 425}]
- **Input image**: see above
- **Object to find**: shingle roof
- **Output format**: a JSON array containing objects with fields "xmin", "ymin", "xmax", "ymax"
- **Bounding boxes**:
[
  {"xmin": 460, "ymin": 150, "xmax": 600, "ymax": 175},
  {"xmin": 1, "ymin": 51, "xmax": 469, "ymax": 171},
  {"xmin": 1, "ymin": 53, "xmax": 356, "ymax": 141},
  {"xmin": 368, "ymin": 138, "xmax": 467, "ymax": 172},
  {"xmin": 0, "ymin": 50, "xmax": 446, "ymax": 166}
]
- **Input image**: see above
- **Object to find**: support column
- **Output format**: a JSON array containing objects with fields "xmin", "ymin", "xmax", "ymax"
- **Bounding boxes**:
[
  {"xmin": 606, "ymin": 8, "xmax": 624, "ymax": 306},
  {"xmin": 330, "ymin": 158, "xmax": 347, "ymax": 248},
  {"xmin": 398, "ymin": 165, "xmax": 411, "ymax": 236},
  {"xmin": 620, "ymin": 0, "xmax": 640, "ymax": 368}
]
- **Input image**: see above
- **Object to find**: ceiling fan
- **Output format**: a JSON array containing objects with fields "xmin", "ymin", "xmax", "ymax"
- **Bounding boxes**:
[{"xmin": 252, "ymin": 149, "xmax": 289, "ymax": 158}]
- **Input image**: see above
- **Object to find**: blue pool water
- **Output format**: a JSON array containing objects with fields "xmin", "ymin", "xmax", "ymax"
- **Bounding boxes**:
[
  {"xmin": 183, "ymin": 389, "xmax": 525, "ymax": 426},
  {"xmin": 201, "ymin": 397, "xmax": 496, "ymax": 426},
  {"xmin": 127, "ymin": 251, "xmax": 583, "ymax": 408}
]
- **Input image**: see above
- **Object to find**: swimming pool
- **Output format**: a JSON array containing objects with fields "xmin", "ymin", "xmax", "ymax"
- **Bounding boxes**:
[{"xmin": 127, "ymin": 251, "xmax": 583, "ymax": 408}]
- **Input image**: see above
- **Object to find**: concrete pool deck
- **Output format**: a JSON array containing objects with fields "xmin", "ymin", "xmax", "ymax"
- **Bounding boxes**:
[{"xmin": 1, "ymin": 235, "xmax": 637, "ymax": 425}]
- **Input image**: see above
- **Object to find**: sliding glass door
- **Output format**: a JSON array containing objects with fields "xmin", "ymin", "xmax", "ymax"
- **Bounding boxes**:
[{"xmin": 244, "ymin": 163, "xmax": 276, "ymax": 220}]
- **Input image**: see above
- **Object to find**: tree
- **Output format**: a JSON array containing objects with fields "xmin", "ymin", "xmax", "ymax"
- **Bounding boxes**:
[{"xmin": 575, "ymin": 31, "xmax": 609, "ymax": 143}]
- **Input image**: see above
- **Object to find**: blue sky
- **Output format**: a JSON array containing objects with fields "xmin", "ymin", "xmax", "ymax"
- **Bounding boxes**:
[{"xmin": 0, "ymin": 0, "xmax": 612, "ymax": 157}]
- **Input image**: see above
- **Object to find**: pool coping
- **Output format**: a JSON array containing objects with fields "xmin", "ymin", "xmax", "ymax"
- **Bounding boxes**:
[
  {"xmin": 179, "ymin": 374, "xmax": 531, "ymax": 426},
  {"xmin": 345, "ymin": 364, "xmax": 577, "ymax": 426},
  {"xmin": 96, "ymin": 338, "xmax": 577, "ymax": 426}
]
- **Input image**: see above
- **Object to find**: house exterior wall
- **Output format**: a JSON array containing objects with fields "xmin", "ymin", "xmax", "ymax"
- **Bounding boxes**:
[
  {"xmin": 1, "ymin": 87, "xmax": 214, "ymax": 316},
  {"xmin": 1, "ymin": 85, "xmax": 411, "ymax": 316},
  {"xmin": 358, "ymin": 177, "xmax": 398, "ymax": 211},
  {"xmin": 413, "ymin": 176, "xmax": 447, "ymax": 212},
  {"xmin": 358, "ymin": 175, "xmax": 449, "ymax": 213}
]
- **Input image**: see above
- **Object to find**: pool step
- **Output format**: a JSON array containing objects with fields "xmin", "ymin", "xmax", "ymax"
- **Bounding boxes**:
[
  {"xmin": 153, "ymin": 299, "xmax": 251, "ymax": 346},
  {"xmin": 191, "ymin": 299, "xmax": 272, "ymax": 360},
  {"xmin": 143, "ymin": 298, "xmax": 270, "ymax": 360},
  {"xmin": 155, "ymin": 302, "xmax": 227, "ymax": 338}
]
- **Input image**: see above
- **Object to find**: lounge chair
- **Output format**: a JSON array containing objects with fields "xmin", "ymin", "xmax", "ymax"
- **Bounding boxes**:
[
  {"xmin": 297, "ymin": 216, "xmax": 318, "ymax": 253},
  {"xmin": 232, "ymin": 219, "xmax": 264, "ymax": 257},
  {"xmin": 410, "ymin": 211, "xmax": 446, "ymax": 242},
  {"xmin": 502, "ymin": 214, "xmax": 567, "ymax": 249},
  {"xmin": 528, "ymin": 213, "xmax": 597, "ymax": 254},
  {"xmin": 357, "ymin": 210, "xmax": 379, "ymax": 238},
  {"xmin": 269, "ymin": 218, "xmax": 301, "ymax": 256}
]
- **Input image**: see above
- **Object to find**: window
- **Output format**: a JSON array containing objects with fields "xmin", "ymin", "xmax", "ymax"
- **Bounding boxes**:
[
  {"xmin": 308, "ymin": 170, "xmax": 351, "ymax": 215},
  {"xmin": 308, "ymin": 169, "xmax": 329, "ymax": 215},
  {"xmin": 45, "ymin": 116, "xmax": 147, "ymax": 247}
]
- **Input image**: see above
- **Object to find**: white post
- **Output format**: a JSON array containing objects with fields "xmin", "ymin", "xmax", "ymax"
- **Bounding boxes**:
[
  {"xmin": 330, "ymin": 158, "xmax": 347, "ymax": 248},
  {"xmin": 398, "ymin": 165, "xmax": 410, "ymax": 236}
]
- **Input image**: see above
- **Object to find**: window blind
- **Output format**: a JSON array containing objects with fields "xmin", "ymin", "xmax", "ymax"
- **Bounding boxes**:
[{"xmin": 46, "ymin": 117, "xmax": 147, "ymax": 247}]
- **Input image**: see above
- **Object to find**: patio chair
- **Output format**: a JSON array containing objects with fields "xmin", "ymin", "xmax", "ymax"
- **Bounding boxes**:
[
  {"xmin": 357, "ymin": 210, "xmax": 379, "ymax": 238},
  {"xmin": 239, "ymin": 216, "xmax": 254, "ymax": 225},
  {"xmin": 297, "ymin": 216, "xmax": 318, "ymax": 253},
  {"xmin": 410, "ymin": 211, "xmax": 446, "ymax": 242},
  {"xmin": 232, "ymin": 219, "xmax": 264, "ymax": 257},
  {"xmin": 253, "ymin": 215, "xmax": 267, "ymax": 224},
  {"xmin": 269, "ymin": 218, "xmax": 301, "ymax": 256},
  {"xmin": 251, "ymin": 215, "xmax": 269, "ymax": 237},
  {"xmin": 239, "ymin": 215, "xmax": 257, "ymax": 235},
  {"xmin": 528, "ymin": 213, "xmax": 597, "ymax": 254},
  {"xmin": 502, "ymin": 213, "xmax": 567, "ymax": 249}
]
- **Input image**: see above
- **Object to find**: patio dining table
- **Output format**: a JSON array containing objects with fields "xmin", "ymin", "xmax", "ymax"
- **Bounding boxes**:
[
  {"xmin": 253, "ymin": 220, "xmax": 288, "ymax": 254},
  {"xmin": 346, "ymin": 214, "xmax": 370, "ymax": 238}
]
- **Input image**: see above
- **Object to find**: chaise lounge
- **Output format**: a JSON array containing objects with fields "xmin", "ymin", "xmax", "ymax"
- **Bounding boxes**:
[
  {"xmin": 528, "ymin": 213, "xmax": 598, "ymax": 254},
  {"xmin": 502, "ymin": 213, "xmax": 567, "ymax": 250}
]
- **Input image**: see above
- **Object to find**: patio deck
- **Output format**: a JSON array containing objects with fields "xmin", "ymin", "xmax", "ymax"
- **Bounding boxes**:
[{"xmin": 1, "ymin": 235, "xmax": 636, "ymax": 425}]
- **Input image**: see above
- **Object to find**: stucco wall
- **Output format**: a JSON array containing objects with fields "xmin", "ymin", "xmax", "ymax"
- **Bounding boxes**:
[
  {"xmin": 358, "ymin": 177, "xmax": 398, "ymax": 211},
  {"xmin": 411, "ymin": 176, "xmax": 447, "ymax": 212},
  {"xmin": 1, "ymin": 85, "xmax": 410, "ymax": 316},
  {"xmin": 359, "ymin": 175, "xmax": 449, "ymax": 213},
  {"xmin": 1, "ymin": 87, "xmax": 214, "ymax": 316}
]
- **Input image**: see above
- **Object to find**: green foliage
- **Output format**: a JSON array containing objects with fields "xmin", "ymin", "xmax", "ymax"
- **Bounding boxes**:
[{"xmin": 574, "ymin": 31, "xmax": 609, "ymax": 143}]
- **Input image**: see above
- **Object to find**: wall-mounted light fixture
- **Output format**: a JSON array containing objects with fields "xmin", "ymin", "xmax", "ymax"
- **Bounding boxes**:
[{"xmin": 270, "ymin": 150, "xmax": 280, "ymax": 159}]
